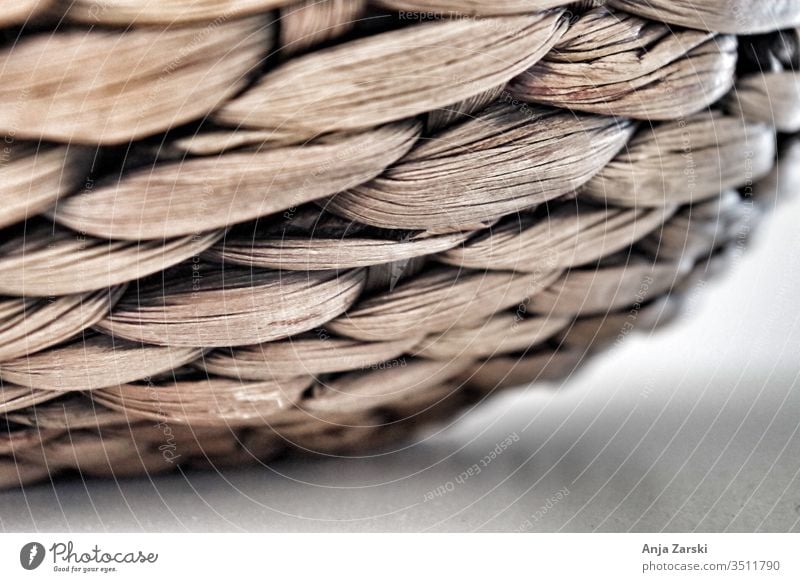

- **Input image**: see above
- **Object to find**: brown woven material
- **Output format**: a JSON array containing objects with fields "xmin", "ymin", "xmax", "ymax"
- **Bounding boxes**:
[{"xmin": 0, "ymin": 1, "xmax": 798, "ymax": 488}]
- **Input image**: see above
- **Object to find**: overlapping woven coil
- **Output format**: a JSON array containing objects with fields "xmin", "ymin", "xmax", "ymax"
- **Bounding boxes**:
[{"xmin": 1, "ymin": 0, "xmax": 798, "ymax": 487}]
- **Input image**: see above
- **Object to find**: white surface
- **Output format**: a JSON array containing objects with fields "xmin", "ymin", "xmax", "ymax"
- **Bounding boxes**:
[{"xmin": 1, "ymin": 198, "xmax": 799, "ymax": 533}]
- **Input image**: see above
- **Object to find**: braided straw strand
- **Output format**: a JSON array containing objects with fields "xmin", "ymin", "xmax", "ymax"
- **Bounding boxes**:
[{"xmin": 0, "ymin": 16, "xmax": 273, "ymax": 144}]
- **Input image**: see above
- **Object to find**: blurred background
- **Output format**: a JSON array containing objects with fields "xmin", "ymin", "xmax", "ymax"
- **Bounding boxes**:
[{"xmin": 1, "ymin": 195, "xmax": 798, "ymax": 533}]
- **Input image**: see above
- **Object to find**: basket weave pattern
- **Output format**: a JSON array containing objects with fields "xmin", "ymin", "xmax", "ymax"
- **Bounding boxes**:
[{"xmin": 0, "ymin": 0, "xmax": 798, "ymax": 487}]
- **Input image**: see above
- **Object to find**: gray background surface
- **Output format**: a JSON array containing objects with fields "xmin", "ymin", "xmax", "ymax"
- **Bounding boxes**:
[{"xmin": 1, "ymin": 197, "xmax": 798, "ymax": 533}]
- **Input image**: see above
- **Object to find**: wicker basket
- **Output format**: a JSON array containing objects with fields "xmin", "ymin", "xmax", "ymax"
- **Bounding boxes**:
[{"xmin": 0, "ymin": 0, "xmax": 798, "ymax": 488}]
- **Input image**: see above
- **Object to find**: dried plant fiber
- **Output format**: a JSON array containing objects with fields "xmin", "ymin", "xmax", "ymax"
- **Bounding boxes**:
[{"xmin": 0, "ymin": 0, "xmax": 797, "ymax": 488}]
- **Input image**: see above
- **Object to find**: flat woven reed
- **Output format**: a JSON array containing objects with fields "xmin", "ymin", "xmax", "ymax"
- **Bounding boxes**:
[{"xmin": 0, "ymin": 0, "xmax": 798, "ymax": 487}]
